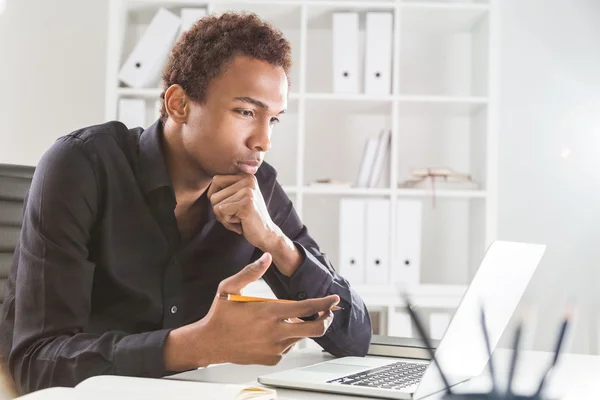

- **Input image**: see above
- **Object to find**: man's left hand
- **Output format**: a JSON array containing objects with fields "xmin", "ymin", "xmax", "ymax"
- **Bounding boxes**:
[{"xmin": 208, "ymin": 175, "xmax": 282, "ymax": 251}]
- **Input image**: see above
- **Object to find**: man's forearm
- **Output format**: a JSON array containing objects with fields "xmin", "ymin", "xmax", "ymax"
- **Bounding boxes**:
[
  {"xmin": 262, "ymin": 231, "xmax": 303, "ymax": 277},
  {"xmin": 8, "ymin": 329, "xmax": 171, "ymax": 394}
]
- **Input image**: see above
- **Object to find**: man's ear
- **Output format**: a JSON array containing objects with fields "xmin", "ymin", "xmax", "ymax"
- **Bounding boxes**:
[{"xmin": 164, "ymin": 84, "xmax": 189, "ymax": 124}]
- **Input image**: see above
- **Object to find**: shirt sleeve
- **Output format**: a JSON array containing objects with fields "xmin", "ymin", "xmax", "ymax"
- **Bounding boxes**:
[
  {"xmin": 258, "ymin": 177, "xmax": 372, "ymax": 357},
  {"xmin": 2, "ymin": 137, "xmax": 171, "ymax": 394}
]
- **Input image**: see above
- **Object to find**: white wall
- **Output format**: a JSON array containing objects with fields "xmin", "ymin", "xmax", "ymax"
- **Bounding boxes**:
[
  {"xmin": 499, "ymin": 0, "xmax": 600, "ymax": 354},
  {"xmin": 0, "ymin": 0, "xmax": 107, "ymax": 166}
]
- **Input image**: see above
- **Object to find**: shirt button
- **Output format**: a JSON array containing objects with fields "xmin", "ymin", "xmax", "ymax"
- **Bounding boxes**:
[
  {"xmin": 170, "ymin": 306, "xmax": 178, "ymax": 314},
  {"xmin": 297, "ymin": 292, "xmax": 307, "ymax": 300}
]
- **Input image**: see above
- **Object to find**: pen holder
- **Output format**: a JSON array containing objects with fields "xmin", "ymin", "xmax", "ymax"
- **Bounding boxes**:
[{"xmin": 442, "ymin": 394, "xmax": 551, "ymax": 400}]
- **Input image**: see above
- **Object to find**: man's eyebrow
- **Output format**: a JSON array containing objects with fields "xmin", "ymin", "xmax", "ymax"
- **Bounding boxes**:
[{"xmin": 233, "ymin": 97, "xmax": 286, "ymax": 115}]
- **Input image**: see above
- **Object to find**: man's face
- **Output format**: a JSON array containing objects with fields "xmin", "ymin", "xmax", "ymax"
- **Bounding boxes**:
[{"xmin": 182, "ymin": 55, "xmax": 288, "ymax": 177}]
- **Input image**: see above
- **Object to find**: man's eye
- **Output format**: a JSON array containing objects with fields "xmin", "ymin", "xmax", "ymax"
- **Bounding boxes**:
[
  {"xmin": 270, "ymin": 117, "xmax": 280, "ymax": 125},
  {"xmin": 236, "ymin": 110, "xmax": 254, "ymax": 117}
]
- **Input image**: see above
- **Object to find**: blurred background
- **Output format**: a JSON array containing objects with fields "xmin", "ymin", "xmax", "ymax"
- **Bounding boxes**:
[{"xmin": 0, "ymin": 0, "xmax": 599, "ymax": 356}]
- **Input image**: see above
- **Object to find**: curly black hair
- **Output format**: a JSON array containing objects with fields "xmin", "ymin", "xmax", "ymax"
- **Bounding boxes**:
[{"xmin": 159, "ymin": 11, "xmax": 292, "ymax": 122}]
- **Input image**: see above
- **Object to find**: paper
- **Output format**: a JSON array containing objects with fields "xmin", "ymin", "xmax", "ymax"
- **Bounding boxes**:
[{"xmin": 75, "ymin": 375, "xmax": 277, "ymax": 400}]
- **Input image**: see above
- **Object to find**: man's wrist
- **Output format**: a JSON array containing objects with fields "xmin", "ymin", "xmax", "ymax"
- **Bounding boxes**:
[
  {"xmin": 263, "ymin": 232, "xmax": 304, "ymax": 277},
  {"xmin": 163, "ymin": 320, "xmax": 213, "ymax": 371}
]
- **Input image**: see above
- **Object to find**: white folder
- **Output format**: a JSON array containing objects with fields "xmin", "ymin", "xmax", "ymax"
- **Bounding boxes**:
[
  {"xmin": 388, "ymin": 309, "xmax": 412, "ymax": 338},
  {"xmin": 367, "ymin": 129, "xmax": 391, "ymax": 188},
  {"xmin": 119, "ymin": 8, "xmax": 181, "ymax": 88},
  {"xmin": 365, "ymin": 199, "xmax": 390, "ymax": 285},
  {"xmin": 356, "ymin": 138, "xmax": 379, "ymax": 188},
  {"xmin": 339, "ymin": 199, "xmax": 366, "ymax": 284},
  {"xmin": 179, "ymin": 8, "xmax": 207, "ymax": 38},
  {"xmin": 394, "ymin": 200, "xmax": 422, "ymax": 287},
  {"xmin": 429, "ymin": 312, "xmax": 451, "ymax": 340},
  {"xmin": 364, "ymin": 12, "xmax": 393, "ymax": 95},
  {"xmin": 332, "ymin": 13, "xmax": 359, "ymax": 94},
  {"xmin": 118, "ymin": 99, "xmax": 146, "ymax": 129}
]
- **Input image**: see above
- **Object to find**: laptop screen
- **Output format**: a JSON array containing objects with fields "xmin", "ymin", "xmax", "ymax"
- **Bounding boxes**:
[{"xmin": 413, "ymin": 241, "xmax": 545, "ymax": 399}]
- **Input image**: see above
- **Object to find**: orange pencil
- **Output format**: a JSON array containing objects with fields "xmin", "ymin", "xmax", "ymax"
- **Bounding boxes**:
[{"xmin": 218, "ymin": 293, "xmax": 343, "ymax": 311}]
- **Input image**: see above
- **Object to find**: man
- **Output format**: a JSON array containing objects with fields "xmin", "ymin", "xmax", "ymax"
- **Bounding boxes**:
[{"xmin": 0, "ymin": 12, "xmax": 372, "ymax": 394}]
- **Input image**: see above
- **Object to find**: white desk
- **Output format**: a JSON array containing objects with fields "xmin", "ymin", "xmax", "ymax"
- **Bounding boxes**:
[{"xmin": 167, "ymin": 349, "xmax": 600, "ymax": 399}]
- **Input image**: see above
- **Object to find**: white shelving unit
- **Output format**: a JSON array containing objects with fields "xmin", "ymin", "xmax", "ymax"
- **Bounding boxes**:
[{"xmin": 105, "ymin": 0, "xmax": 499, "ymax": 338}]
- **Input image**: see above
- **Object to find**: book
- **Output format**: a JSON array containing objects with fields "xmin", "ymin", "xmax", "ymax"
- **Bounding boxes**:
[
  {"xmin": 398, "ymin": 167, "xmax": 479, "ymax": 190},
  {"xmin": 398, "ymin": 178, "xmax": 479, "ymax": 190},
  {"xmin": 19, "ymin": 376, "xmax": 276, "ymax": 400},
  {"xmin": 367, "ymin": 129, "xmax": 391, "ymax": 188},
  {"xmin": 355, "ymin": 137, "xmax": 379, "ymax": 187},
  {"xmin": 367, "ymin": 335, "xmax": 440, "ymax": 360}
]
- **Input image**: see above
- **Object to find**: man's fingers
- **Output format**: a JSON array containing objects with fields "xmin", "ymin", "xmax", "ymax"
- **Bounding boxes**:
[
  {"xmin": 281, "ymin": 310, "xmax": 334, "ymax": 339},
  {"xmin": 277, "ymin": 338, "xmax": 302, "ymax": 354},
  {"xmin": 210, "ymin": 177, "xmax": 254, "ymax": 206},
  {"xmin": 218, "ymin": 252, "xmax": 272, "ymax": 294},
  {"xmin": 273, "ymin": 295, "xmax": 340, "ymax": 319},
  {"xmin": 207, "ymin": 175, "xmax": 242, "ymax": 200}
]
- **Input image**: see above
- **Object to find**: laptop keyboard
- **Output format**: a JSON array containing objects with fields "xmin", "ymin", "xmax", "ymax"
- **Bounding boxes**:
[{"xmin": 327, "ymin": 361, "xmax": 427, "ymax": 391}]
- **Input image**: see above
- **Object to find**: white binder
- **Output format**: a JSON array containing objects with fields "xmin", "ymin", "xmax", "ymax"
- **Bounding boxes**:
[
  {"xmin": 338, "ymin": 199, "xmax": 366, "ymax": 285},
  {"xmin": 355, "ymin": 138, "xmax": 379, "ymax": 188},
  {"xmin": 365, "ymin": 199, "xmax": 390, "ymax": 285},
  {"xmin": 179, "ymin": 8, "xmax": 207, "ymax": 38},
  {"xmin": 364, "ymin": 12, "xmax": 393, "ymax": 95},
  {"xmin": 394, "ymin": 200, "xmax": 422, "ymax": 287},
  {"xmin": 430, "ymin": 312, "xmax": 451, "ymax": 340},
  {"xmin": 388, "ymin": 309, "xmax": 413, "ymax": 338},
  {"xmin": 118, "ymin": 99, "xmax": 146, "ymax": 129},
  {"xmin": 332, "ymin": 13, "xmax": 359, "ymax": 94},
  {"xmin": 367, "ymin": 129, "xmax": 391, "ymax": 188},
  {"xmin": 119, "ymin": 8, "xmax": 181, "ymax": 88}
]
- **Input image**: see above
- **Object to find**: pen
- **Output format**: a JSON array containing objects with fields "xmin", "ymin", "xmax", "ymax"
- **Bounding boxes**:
[
  {"xmin": 480, "ymin": 305, "xmax": 499, "ymax": 396},
  {"xmin": 218, "ymin": 293, "xmax": 344, "ymax": 311},
  {"xmin": 535, "ymin": 304, "xmax": 573, "ymax": 397},
  {"xmin": 403, "ymin": 294, "xmax": 453, "ymax": 395},
  {"xmin": 506, "ymin": 314, "xmax": 524, "ymax": 397}
]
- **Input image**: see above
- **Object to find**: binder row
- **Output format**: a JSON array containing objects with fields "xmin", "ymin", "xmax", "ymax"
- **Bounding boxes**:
[
  {"xmin": 333, "ymin": 12, "xmax": 394, "ymax": 95},
  {"xmin": 339, "ymin": 198, "xmax": 421, "ymax": 286}
]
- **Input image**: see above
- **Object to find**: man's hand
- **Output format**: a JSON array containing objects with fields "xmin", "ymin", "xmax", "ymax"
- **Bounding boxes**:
[
  {"xmin": 207, "ymin": 175, "xmax": 282, "ymax": 250},
  {"xmin": 163, "ymin": 253, "xmax": 339, "ymax": 370}
]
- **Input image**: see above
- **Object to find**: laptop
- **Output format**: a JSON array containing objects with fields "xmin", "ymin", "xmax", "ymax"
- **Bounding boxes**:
[{"xmin": 258, "ymin": 241, "xmax": 546, "ymax": 399}]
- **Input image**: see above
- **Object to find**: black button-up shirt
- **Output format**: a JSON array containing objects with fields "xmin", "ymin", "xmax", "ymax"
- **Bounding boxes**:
[{"xmin": 0, "ymin": 120, "xmax": 372, "ymax": 394}]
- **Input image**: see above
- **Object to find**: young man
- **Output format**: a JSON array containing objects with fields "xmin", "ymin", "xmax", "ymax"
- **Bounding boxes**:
[{"xmin": 0, "ymin": 12, "xmax": 372, "ymax": 394}]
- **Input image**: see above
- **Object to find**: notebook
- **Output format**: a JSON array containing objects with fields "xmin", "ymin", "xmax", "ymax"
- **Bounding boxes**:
[{"xmin": 19, "ymin": 376, "xmax": 276, "ymax": 400}]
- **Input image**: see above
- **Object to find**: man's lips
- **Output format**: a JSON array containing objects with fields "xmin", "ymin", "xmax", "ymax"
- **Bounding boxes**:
[{"xmin": 237, "ymin": 160, "xmax": 260, "ymax": 175}]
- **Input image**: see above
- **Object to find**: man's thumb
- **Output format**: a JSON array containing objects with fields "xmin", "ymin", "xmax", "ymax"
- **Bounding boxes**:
[{"xmin": 218, "ymin": 252, "xmax": 272, "ymax": 295}]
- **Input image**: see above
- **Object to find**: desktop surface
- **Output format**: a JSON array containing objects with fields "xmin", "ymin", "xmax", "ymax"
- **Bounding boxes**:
[{"xmin": 167, "ymin": 349, "xmax": 600, "ymax": 400}]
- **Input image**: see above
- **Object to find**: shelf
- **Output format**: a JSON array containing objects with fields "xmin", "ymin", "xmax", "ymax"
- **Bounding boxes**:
[
  {"xmin": 115, "ymin": 88, "xmax": 486, "ymax": 117},
  {"xmin": 117, "ymin": 87, "xmax": 162, "ymax": 99},
  {"xmin": 401, "ymin": 2, "xmax": 489, "ymax": 32},
  {"xmin": 396, "ymin": 189, "xmax": 486, "ymax": 199},
  {"xmin": 398, "ymin": 95, "xmax": 488, "ymax": 116},
  {"xmin": 303, "ymin": 186, "xmax": 391, "ymax": 196},
  {"xmin": 116, "ymin": 87, "xmax": 303, "ymax": 100},
  {"xmin": 243, "ymin": 280, "xmax": 467, "ymax": 309},
  {"xmin": 291, "ymin": 187, "xmax": 485, "ymax": 198},
  {"xmin": 304, "ymin": 92, "xmax": 394, "ymax": 102}
]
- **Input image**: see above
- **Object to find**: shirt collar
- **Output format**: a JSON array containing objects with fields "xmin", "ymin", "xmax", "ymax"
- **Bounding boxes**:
[{"xmin": 138, "ymin": 120, "xmax": 173, "ymax": 195}]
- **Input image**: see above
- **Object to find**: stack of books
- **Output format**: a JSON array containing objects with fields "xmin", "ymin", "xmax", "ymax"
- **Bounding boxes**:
[{"xmin": 398, "ymin": 167, "xmax": 479, "ymax": 191}]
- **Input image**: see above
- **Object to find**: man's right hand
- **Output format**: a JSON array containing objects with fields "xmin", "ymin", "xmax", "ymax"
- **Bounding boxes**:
[{"xmin": 163, "ymin": 253, "xmax": 340, "ymax": 371}]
